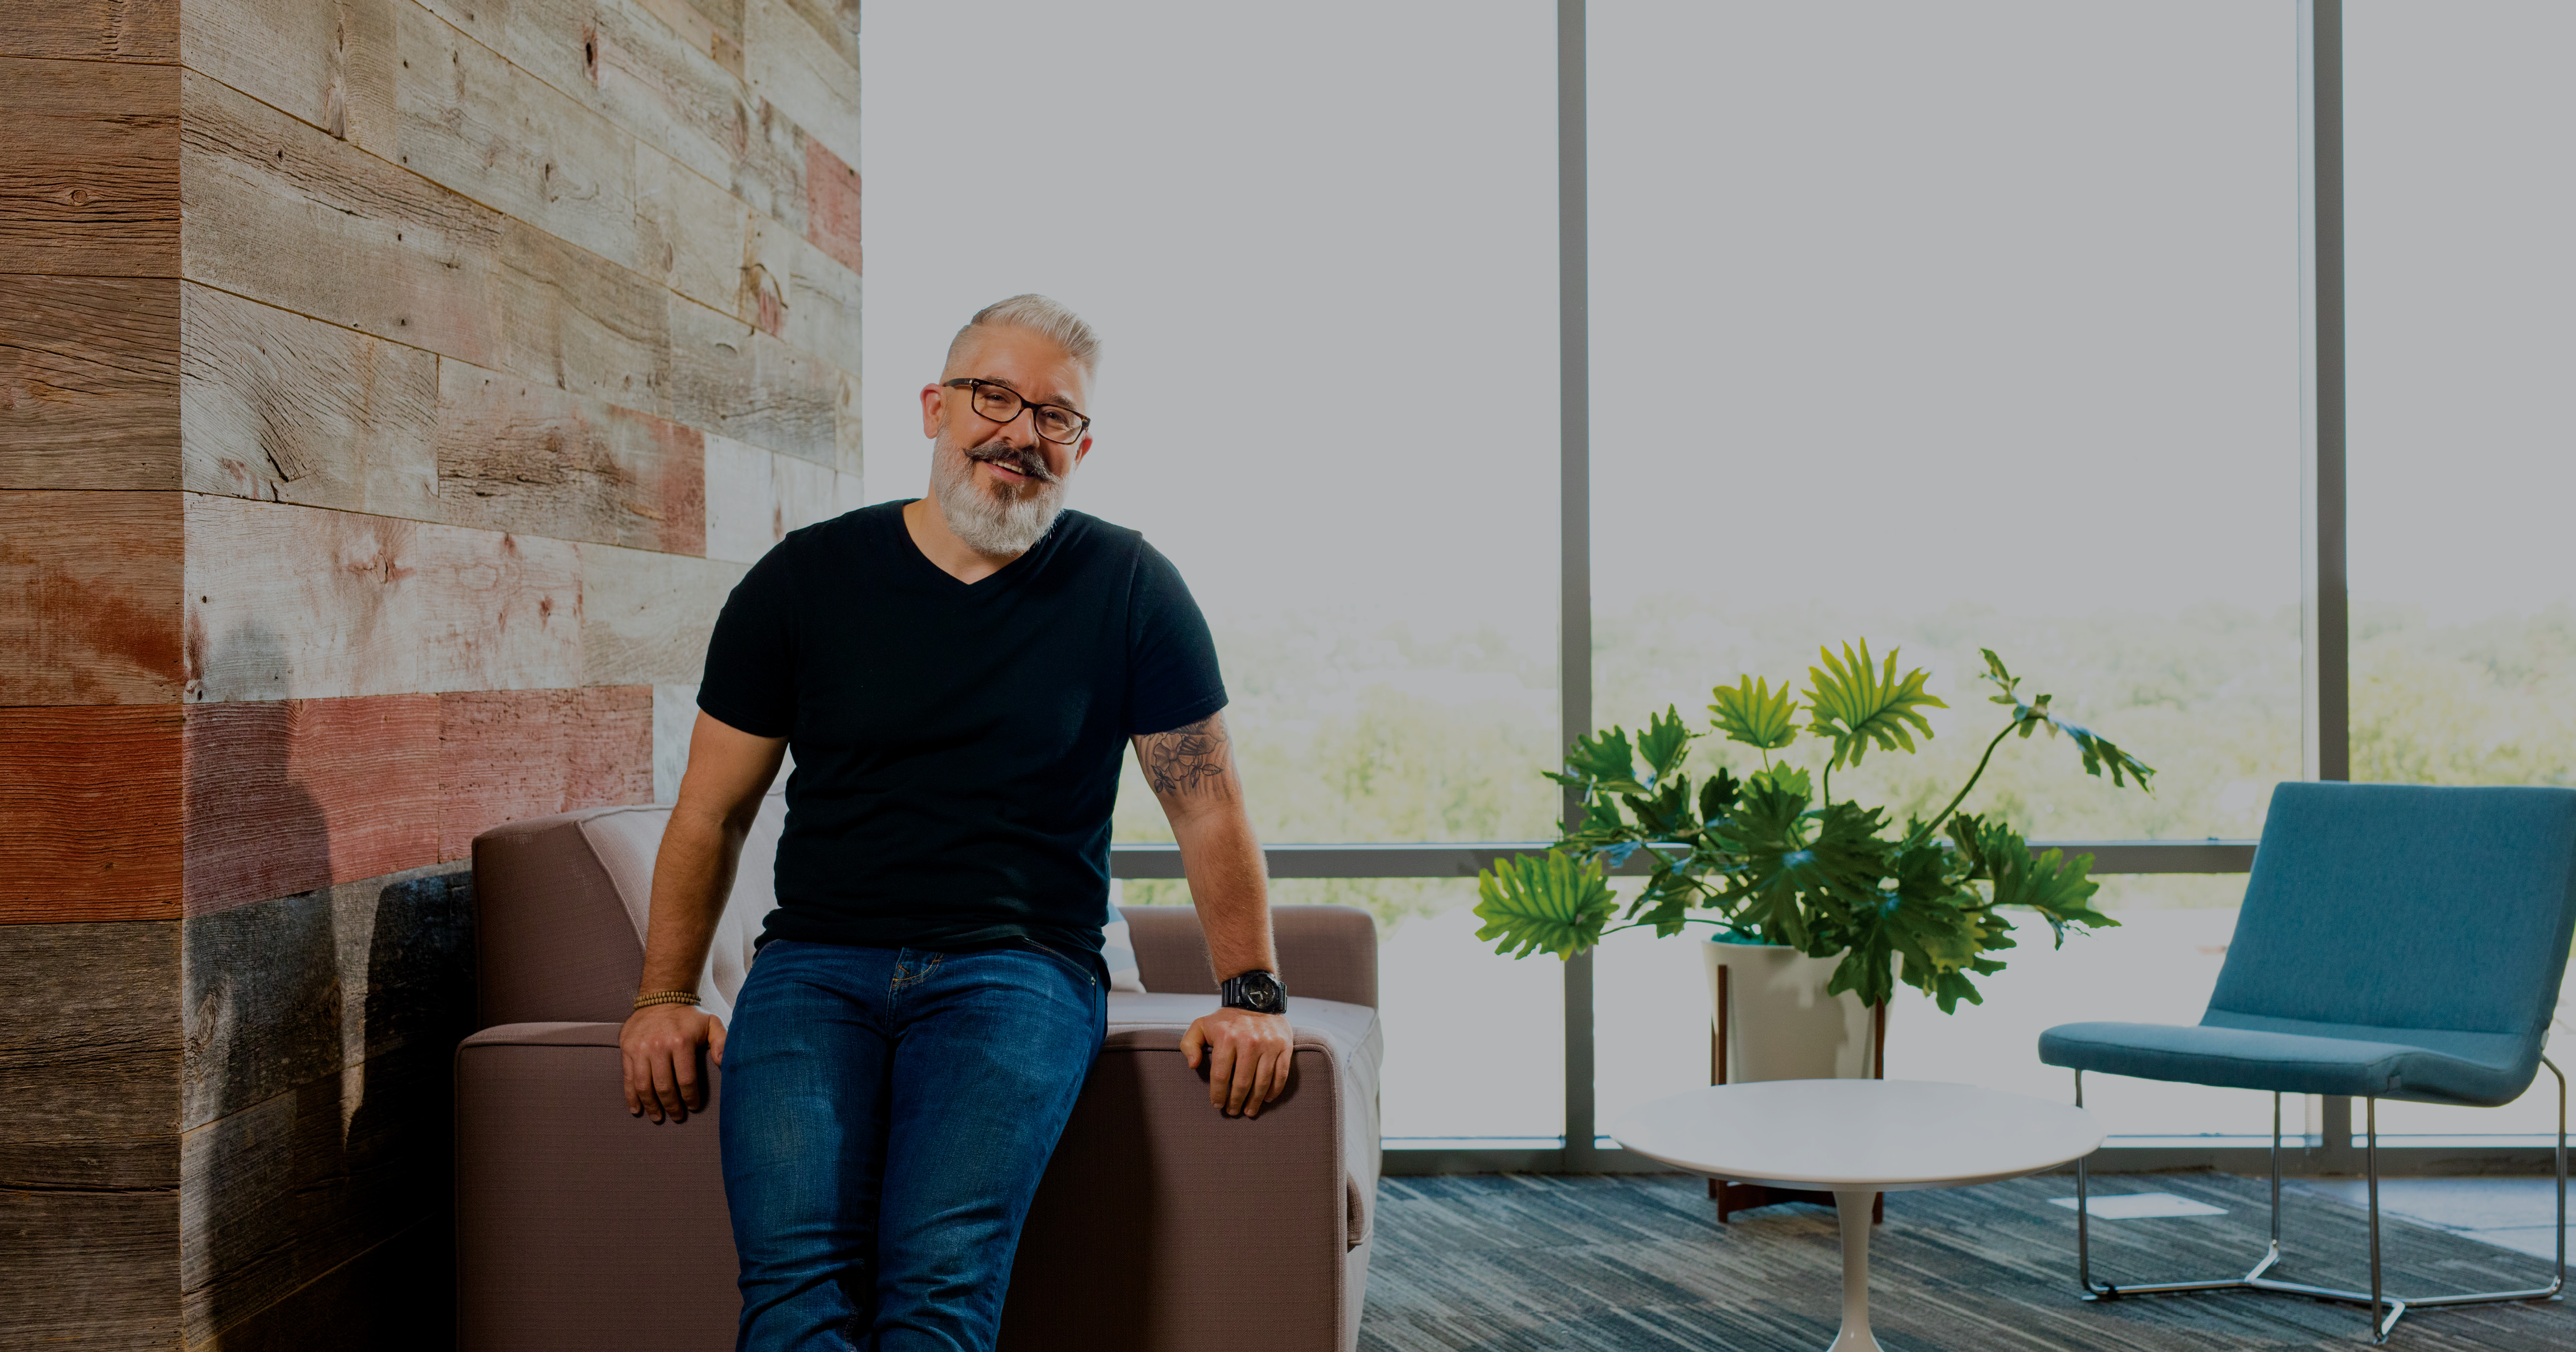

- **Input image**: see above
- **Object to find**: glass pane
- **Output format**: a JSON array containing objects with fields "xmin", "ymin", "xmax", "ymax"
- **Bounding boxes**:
[
  {"xmin": 2345, "ymin": 0, "xmax": 2576, "ymax": 1140},
  {"xmin": 1126, "ymin": 879, "xmax": 1565, "ymax": 1143},
  {"xmin": 861, "ymin": 2, "xmax": 1563, "ymax": 848},
  {"xmin": 1588, "ymin": 1, "xmax": 2301, "ymax": 1135}
]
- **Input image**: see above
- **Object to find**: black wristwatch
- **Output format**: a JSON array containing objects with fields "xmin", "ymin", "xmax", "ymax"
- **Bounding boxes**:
[{"xmin": 1220, "ymin": 969, "xmax": 1286, "ymax": 1014}]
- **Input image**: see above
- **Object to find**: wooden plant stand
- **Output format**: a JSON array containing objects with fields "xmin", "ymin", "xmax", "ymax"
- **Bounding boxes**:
[{"xmin": 1705, "ymin": 962, "xmax": 1889, "ymax": 1225}]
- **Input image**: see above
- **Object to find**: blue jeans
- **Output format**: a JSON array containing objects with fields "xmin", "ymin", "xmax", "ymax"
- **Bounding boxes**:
[{"xmin": 719, "ymin": 940, "xmax": 1106, "ymax": 1351}]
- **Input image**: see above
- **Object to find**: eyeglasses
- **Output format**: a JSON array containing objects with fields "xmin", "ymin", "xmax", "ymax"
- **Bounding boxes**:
[{"xmin": 941, "ymin": 378, "xmax": 1092, "ymax": 446}]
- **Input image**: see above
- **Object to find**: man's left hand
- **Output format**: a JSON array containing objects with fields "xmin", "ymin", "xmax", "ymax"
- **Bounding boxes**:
[{"xmin": 1181, "ymin": 1006, "xmax": 1295, "ymax": 1117}]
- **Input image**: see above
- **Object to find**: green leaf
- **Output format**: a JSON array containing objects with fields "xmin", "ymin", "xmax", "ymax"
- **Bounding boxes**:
[
  {"xmin": 1698, "ymin": 765, "xmax": 1742, "ymax": 822},
  {"xmin": 1961, "ymin": 818, "xmax": 2122, "ymax": 947},
  {"xmin": 1804, "ymin": 641, "xmax": 1947, "ymax": 770},
  {"xmin": 1981, "ymin": 650, "xmax": 2157, "ymax": 793},
  {"xmin": 1708, "ymin": 676, "xmax": 1801, "ymax": 751},
  {"xmin": 1472, "ymin": 851, "xmax": 1619, "ymax": 960},
  {"xmin": 1622, "ymin": 776, "xmax": 1694, "ymax": 837},
  {"xmin": 1978, "ymin": 648, "xmax": 2022, "ymax": 705},
  {"xmin": 2051, "ymin": 716, "xmax": 2158, "ymax": 792},
  {"xmin": 1562, "ymin": 726, "xmax": 1645, "ymax": 795},
  {"xmin": 1637, "ymin": 706, "xmax": 1694, "ymax": 781}
]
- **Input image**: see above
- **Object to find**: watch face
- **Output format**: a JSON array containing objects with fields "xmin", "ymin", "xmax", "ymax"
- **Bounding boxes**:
[{"xmin": 1243, "ymin": 973, "xmax": 1281, "ymax": 1009}]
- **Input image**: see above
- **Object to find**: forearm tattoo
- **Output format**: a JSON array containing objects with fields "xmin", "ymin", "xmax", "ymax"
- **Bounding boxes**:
[{"xmin": 1139, "ymin": 714, "xmax": 1234, "ymax": 801}]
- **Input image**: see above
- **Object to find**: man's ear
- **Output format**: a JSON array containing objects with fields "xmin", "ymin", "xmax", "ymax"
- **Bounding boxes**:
[
  {"xmin": 920, "ymin": 382, "xmax": 947, "ymax": 439},
  {"xmin": 1071, "ymin": 433, "xmax": 1093, "ymax": 469}
]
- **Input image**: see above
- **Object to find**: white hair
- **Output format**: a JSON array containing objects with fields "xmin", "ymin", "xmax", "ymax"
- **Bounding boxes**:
[{"xmin": 944, "ymin": 294, "xmax": 1102, "ymax": 378}]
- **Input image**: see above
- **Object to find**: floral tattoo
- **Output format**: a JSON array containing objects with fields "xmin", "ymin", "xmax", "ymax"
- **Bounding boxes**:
[{"xmin": 1140, "ymin": 714, "xmax": 1233, "ymax": 800}]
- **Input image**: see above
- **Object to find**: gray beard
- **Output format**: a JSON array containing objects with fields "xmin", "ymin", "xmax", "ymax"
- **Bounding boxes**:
[{"xmin": 929, "ymin": 432, "xmax": 1069, "ymax": 557}]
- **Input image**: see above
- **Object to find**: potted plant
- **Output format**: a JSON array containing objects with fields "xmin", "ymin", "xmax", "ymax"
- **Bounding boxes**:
[{"xmin": 1475, "ymin": 642, "xmax": 2155, "ymax": 1083}]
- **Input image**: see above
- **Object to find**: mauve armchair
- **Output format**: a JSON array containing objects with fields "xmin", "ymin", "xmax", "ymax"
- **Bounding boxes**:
[{"xmin": 456, "ymin": 798, "xmax": 1383, "ymax": 1351}]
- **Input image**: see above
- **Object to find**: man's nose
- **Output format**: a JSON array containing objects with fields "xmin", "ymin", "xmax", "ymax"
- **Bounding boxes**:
[{"xmin": 992, "ymin": 405, "xmax": 1041, "ymax": 448}]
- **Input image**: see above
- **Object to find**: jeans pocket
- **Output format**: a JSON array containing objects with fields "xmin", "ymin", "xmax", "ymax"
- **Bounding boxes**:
[{"xmin": 1006, "ymin": 940, "xmax": 1101, "ymax": 995}]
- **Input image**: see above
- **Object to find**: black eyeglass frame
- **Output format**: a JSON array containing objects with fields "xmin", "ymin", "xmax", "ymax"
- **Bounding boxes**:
[{"xmin": 940, "ymin": 378, "xmax": 1093, "ymax": 446}]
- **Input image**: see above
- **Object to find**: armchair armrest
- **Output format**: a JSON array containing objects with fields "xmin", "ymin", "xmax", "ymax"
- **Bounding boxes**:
[
  {"xmin": 454, "ymin": 1024, "xmax": 736, "ymax": 1352},
  {"xmin": 1126, "ymin": 903, "xmax": 1378, "ymax": 1008}
]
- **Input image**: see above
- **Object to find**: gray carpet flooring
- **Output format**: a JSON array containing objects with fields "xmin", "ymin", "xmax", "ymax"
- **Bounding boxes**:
[{"xmin": 1359, "ymin": 1173, "xmax": 2570, "ymax": 1350}]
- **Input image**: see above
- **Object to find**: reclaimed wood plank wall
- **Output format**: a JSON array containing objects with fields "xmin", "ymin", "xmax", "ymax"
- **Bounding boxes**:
[{"xmin": 0, "ymin": 0, "xmax": 858, "ymax": 1344}]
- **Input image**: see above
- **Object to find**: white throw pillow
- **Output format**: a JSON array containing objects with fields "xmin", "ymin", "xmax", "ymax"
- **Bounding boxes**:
[{"xmin": 1101, "ymin": 888, "xmax": 1148, "ymax": 993}]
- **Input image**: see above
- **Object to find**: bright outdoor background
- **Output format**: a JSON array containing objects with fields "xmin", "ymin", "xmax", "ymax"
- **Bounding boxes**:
[{"xmin": 863, "ymin": 0, "xmax": 2576, "ymax": 1146}]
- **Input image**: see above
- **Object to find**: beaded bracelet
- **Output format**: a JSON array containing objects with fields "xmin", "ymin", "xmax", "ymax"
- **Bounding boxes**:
[{"xmin": 633, "ymin": 989, "xmax": 702, "ymax": 1010}]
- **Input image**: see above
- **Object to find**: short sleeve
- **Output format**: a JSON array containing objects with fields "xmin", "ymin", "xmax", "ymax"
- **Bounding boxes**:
[
  {"xmin": 696, "ymin": 546, "xmax": 799, "ymax": 738},
  {"xmin": 1127, "ymin": 540, "xmax": 1228, "ymax": 737}
]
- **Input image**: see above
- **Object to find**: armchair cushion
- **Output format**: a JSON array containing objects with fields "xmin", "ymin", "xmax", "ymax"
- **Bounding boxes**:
[{"xmin": 2038, "ymin": 1015, "xmax": 2532, "ymax": 1105}]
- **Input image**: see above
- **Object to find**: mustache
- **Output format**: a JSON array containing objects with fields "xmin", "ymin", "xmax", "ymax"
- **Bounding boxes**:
[{"xmin": 964, "ymin": 439, "xmax": 1060, "ymax": 485}]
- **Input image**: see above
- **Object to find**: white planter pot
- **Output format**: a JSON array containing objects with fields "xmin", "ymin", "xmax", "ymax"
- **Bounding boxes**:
[{"xmin": 1703, "ymin": 938, "xmax": 1879, "ymax": 1083}]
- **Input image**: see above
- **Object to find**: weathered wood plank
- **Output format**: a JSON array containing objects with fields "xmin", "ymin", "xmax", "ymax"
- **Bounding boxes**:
[
  {"xmin": 437, "ymin": 685, "xmax": 653, "ymax": 857},
  {"xmin": 666, "ymin": 293, "xmax": 837, "ymax": 464},
  {"xmin": 803, "ymin": 132, "xmax": 861, "ymax": 277},
  {"xmin": 0, "ymin": 1186, "xmax": 180, "ymax": 1348},
  {"xmin": 184, "ymin": 495, "xmax": 584, "ymax": 701},
  {"xmin": 0, "ymin": 918, "xmax": 179, "ymax": 1151},
  {"xmin": 180, "ymin": 66, "xmax": 504, "ymax": 367},
  {"xmin": 635, "ymin": 0, "xmax": 743, "ymax": 78},
  {"xmin": 179, "ymin": 0, "xmax": 397, "ymax": 151},
  {"xmin": 180, "ymin": 695, "xmax": 443, "ymax": 917},
  {"xmin": 577, "ymin": 541, "xmax": 745, "ymax": 686},
  {"xmin": 180, "ymin": 281, "xmax": 438, "ymax": 516},
  {"xmin": 702, "ymin": 432, "xmax": 834, "ymax": 564},
  {"xmin": 0, "ymin": 56, "xmax": 179, "ymax": 276},
  {"xmin": 747, "ymin": 214, "xmax": 859, "ymax": 375},
  {"xmin": 0, "ymin": 273, "xmax": 180, "ymax": 488},
  {"xmin": 635, "ymin": 141, "xmax": 748, "ymax": 317},
  {"xmin": 0, "ymin": 0, "xmax": 180, "ymax": 61},
  {"xmin": 768, "ymin": 0, "xmax": 853, "ymax": 71},
  {"xmin": 394, "ymin": 0, "xmax": 639, "ymax": 269},
  {"xmin": 495, "ymin": 215, "xmax": 671, "ymax": 413},
  {"xmin": 745, "ymin": 0, "xmax": 857, "ymax": 172},
  {"xmin": 435, "ymin": 357, "xmax": 706, "ymax": 553},
  {"xmin": 183, "ymin": 496, "xmax": 418, "ymax": 701},
  {"xmin": 0, "ymin": 489, "xmax": 182, "ymax": 704},
  {"xmin": 194, "ymin": 1217, "xmax": 452, "ymax": 1352},
  {"xmin": 651, "ymin": 681, "xmax": 696, "ymax": 802},
  {"xmin": 181, "ymin": 862, "xmax": 471, "ymax": 1127},
  {"xmin": 0, "ymin": 706, "xmax": 182, "ymax": 922},
  {"xmin": 836, "ymin": 367, "xmax": 861, "ymax": 478},
  {"xmin": 414, "ymin": 0, "xmax": 806, "ymax": 233},
  {"xmin": 179, "ymin": 1041, "xmax": 455, "ymax": 1347}
]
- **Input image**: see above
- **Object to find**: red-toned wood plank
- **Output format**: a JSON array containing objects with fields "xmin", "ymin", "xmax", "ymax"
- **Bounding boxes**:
[
  {"xmin": 0, "ymin": 489, "xmax": 182, "ymax": 704},
  {"xmin": 0, "ymin": 56, "xmax": 179, "ymax": 277},
  {"xmin": 0, "ymin": 0, "xmax": 180, "ymax": 62},
  {"xmin": 804, "ymin": 135, "xmax": 860, "ymax": 276},
  {"xmin": 0, "ymin": 275, "xmax": 180, "ymax": 489},
  {"xmin": 181, "ymin": 695, "xmax": 441, "ymax": 917},
  {"xmin": 437, "ymin": 687, "xmax": 652, "ymax": 859},
  {"xmin": 0, "ymin": 705, "xmax": 182, "ymax": 923}
]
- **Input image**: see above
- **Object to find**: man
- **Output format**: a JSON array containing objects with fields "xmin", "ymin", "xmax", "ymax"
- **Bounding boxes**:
[{"xmin": 618, "ymin": 295, "xmax": 1292, "ymax": 1350}]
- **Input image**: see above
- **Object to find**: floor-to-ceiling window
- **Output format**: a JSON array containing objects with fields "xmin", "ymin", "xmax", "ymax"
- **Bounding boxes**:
[
  {"xmin": 1585, "ymin": 0, "xmax": 2303, "ymax": 1144},
  {"xmin": 864, "ymin": 0, "xmax": 2569, "ymax": 1165},
  {"xmin": 862, "ymin": 0, "xmax": 1568, "ymax": 1143},
  {"xmin": 2345, "ymin": 0, "xmax": 2576, "ymax": 1144}
]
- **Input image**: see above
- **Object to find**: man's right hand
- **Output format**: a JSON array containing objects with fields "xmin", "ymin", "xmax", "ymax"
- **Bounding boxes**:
[{"xmin": 620, "ymin": 1002, "xmax": 727, "ymax": 1123}]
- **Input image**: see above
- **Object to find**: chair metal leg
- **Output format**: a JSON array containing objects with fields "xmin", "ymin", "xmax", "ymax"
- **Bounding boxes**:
[{"xmin": 2067, "ymin": 1057, "xmax": 2567, "ymax": 1340}]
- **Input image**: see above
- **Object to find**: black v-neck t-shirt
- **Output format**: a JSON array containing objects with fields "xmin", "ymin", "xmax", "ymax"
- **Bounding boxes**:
[{"xmin": 695, "ymin": 501, "xmax": 1227, "ymax": 964}]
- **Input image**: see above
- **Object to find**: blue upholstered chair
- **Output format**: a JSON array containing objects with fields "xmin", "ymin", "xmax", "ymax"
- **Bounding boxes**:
[{"xmin": 2039, "ymin": 781, "xmax": 2574, "ymax": 1342}]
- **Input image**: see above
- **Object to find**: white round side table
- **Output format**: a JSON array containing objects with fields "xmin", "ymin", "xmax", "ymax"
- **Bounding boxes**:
[{"xmin": 1613, "ymin": 1079, "xmax": 2104, "ymax": 1351}]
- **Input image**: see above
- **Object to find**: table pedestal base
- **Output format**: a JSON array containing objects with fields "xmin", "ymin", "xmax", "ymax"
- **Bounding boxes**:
[{"xmin": 1829, "ymin": 1189, "xmax": 1884, "ymax": 1351}]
